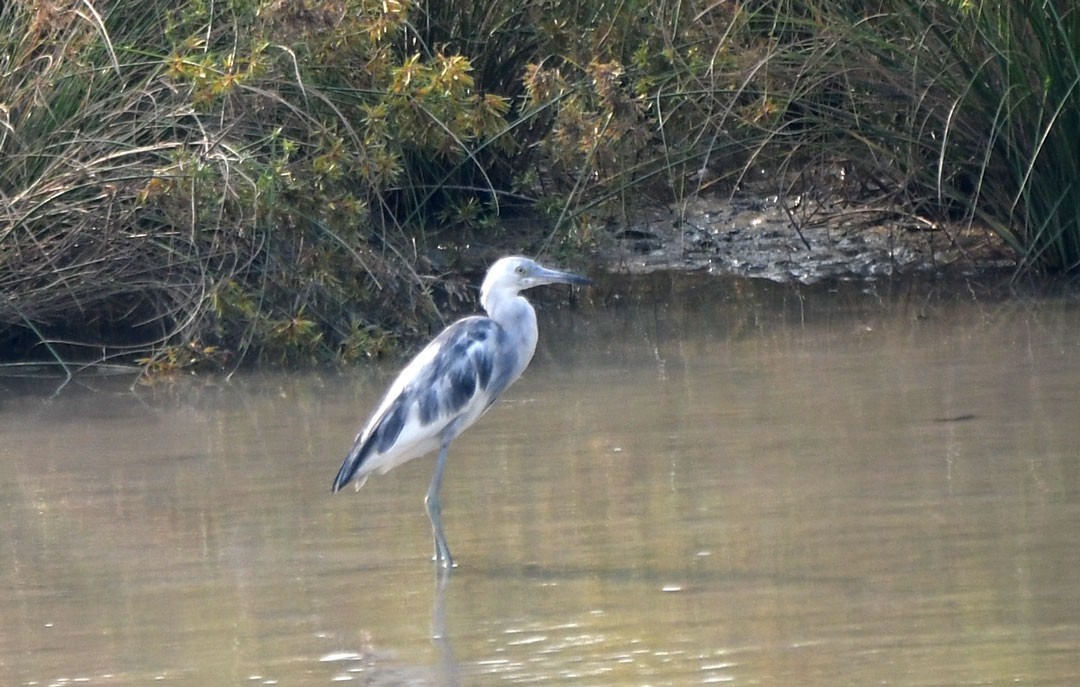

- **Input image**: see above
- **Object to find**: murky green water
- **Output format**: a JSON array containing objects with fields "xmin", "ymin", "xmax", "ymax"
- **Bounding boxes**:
[{"xmin": 3, "ymin": 274, "xmax": 1080, "ymax": 686}]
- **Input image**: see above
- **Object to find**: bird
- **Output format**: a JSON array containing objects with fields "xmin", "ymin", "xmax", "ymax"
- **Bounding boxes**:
[{"xmin": 331, "ymin": 256, "xmax": 591, "ymax": 568}]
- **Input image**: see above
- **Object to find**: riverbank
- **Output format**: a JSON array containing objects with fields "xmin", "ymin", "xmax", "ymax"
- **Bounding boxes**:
[
  {"xmin": 592, "ymin": 191, "xmax": 1015, "ymax": 284},
  {"xmin": 4, "ymin": 0, "xmax": 1074, "ymax": 372}
]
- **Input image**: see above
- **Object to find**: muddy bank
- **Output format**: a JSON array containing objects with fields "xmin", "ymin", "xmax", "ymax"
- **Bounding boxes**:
[{"xmin": 594, "ymin": 193, "xmax": 1015, "ymax": 283}]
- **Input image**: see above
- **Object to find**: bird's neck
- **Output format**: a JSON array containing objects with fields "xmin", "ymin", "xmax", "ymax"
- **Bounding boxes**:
[{"xmin": 486, "ymin": 294, "xmax": 538, "ymax": 368}]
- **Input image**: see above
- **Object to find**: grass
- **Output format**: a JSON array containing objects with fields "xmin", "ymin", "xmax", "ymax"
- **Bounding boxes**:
[
  {"xmin": 720, "ymin": 0, "xmax": 1080, "ymax": 273},
  {"xmin": 1, "ymin": 0, "xmax": 1077, "ymax": 376},
  {"xmin": 921, "ymin": 0, "xmax": 1080, "ymax": 272}
]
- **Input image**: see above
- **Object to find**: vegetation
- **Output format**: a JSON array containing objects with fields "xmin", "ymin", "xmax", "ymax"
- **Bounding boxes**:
[
  {"xmin": 759, "ymin": 0, "xmax": 1080, "ymax": 273},
  {"xmin": 1, "ymin": 0, "xmax": 1076, "ymax": 375}
]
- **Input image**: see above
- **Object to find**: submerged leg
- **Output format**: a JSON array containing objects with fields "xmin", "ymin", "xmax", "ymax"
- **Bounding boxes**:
[{"xmin": 425, "ymin": 440, "xmax": 455, "ymax": 568}]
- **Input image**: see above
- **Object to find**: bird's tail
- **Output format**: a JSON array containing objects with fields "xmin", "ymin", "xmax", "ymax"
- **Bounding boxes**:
[{"xmin": 331, "ymin": 438, "xmax": 372, "ymax": 493}]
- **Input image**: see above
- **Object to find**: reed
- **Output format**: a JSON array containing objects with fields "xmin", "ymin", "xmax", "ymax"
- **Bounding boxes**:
[
  {"xmin": 692, "ymin": 0, "xmax": 1080, "ymax": 273},
  {"xmin": 904, "ymin": 0, "xmax": 1080, "ymax": 272}
]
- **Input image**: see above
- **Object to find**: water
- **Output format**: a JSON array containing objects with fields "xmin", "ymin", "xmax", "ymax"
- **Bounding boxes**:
[{"xmin": 3, "ymin": 274, "xmax": 1080, "ymax": 686}]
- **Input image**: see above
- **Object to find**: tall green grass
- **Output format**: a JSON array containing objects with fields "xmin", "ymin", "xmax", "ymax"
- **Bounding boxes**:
[
  {"xmin": 712, "ymin": 0, "xmax": 1080, "ymax": 273},
  {"xmin": 912, "ymin": 0, "xmax": 1080, "ymax": 272}
]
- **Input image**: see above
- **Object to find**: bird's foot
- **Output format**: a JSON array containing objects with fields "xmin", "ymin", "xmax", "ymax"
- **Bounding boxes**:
[{"xmin": 433, "ymin": 552, "xmax": 457, "ymax": 570}]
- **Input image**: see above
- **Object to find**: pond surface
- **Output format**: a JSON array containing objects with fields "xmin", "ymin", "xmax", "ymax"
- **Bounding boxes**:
[{"xmin": 3, "ymin": 274, "xmax": 1080, "ymax": 686}]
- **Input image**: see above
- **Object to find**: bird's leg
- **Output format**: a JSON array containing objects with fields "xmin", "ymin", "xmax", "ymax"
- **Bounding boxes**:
[{"xmin": 425, "ymin": 440, "xmax": 455, "ymax": 569}]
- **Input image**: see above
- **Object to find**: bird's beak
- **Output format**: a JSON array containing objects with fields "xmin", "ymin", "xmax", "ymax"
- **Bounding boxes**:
[{"xmin": 532, "ymin": 265, "xmax": 591, "ymax": 288}]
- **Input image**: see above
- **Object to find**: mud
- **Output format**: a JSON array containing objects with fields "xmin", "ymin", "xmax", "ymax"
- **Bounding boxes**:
[{"xmin": 596, "ymin": 193, "xmax": 1015, "ymax": 283}]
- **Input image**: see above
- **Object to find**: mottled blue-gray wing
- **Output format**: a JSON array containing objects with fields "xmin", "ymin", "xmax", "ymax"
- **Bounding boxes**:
[
  {"xmin": 331, "ymin": 317, "xmax": 516, "ymax": 491},
  {"xmin": 415, "ymin": 317, "xmax": 512, "ymax": 423}
]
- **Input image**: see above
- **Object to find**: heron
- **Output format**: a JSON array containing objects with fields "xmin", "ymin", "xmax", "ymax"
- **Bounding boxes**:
[{"xmin": 331, "ymin": 256, "xmax": 591, "ymax": 568}]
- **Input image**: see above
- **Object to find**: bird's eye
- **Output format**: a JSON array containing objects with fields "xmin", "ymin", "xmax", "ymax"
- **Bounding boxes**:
[{"xmin": 515, "ymin": 265, "xmax": 525, "ymax": 275}]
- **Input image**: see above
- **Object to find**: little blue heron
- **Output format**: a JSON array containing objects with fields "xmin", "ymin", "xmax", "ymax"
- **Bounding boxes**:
[{"xmin": 331, "ymin": 256, "xmax": 591, "ymax": 568}]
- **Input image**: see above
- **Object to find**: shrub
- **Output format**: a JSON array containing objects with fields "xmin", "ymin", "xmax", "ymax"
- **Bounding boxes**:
[{"xmin": 0, "ymin": 0, "xmax": 516, "ymax": 372}]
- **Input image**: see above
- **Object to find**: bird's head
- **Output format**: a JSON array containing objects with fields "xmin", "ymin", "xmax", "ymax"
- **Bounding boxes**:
[{"xmin": 480, "ymin": 256, "xmax": 590, "ymax": 313}]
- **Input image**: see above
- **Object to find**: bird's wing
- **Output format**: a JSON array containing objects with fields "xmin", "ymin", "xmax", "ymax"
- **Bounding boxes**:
[{"xmin": 331, "ymin": 316, "xmax": 516, "ymax": 491}]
